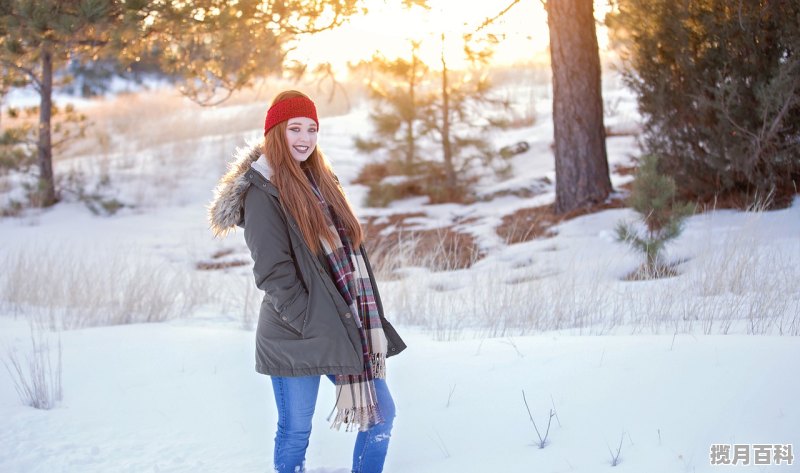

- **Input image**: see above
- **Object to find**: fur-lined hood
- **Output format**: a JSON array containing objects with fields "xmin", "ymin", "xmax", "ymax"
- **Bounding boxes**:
[{"xmin": 208, "ymin": 140, "xmax": 273, "ymax": 237}]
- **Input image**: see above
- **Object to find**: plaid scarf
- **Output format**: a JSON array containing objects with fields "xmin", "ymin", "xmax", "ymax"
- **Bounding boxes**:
[{"xmin": 305, "ymin": 170, "xmax": 388, "ymax": 432}]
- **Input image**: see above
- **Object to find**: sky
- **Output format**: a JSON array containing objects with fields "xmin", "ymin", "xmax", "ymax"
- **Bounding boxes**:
[{"xmin": 285, "ymin": 0, "xmax": 612, "ymax": 77}]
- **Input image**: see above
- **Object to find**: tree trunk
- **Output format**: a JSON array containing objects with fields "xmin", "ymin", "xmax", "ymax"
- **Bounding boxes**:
[
  {"xmin": 546, "ymin": 0, "xmax": 612, "ymax": 214},
  {"xmin": 440, "ymin": 33, "xmax": 456, "ymax": 191},
  {"xmin": 405, "ymin": 48, "xmax": 417, "ymax": 168},
  {"xmin": 37, "ymin": 42, "xmax": 57, "ymax": 207}
]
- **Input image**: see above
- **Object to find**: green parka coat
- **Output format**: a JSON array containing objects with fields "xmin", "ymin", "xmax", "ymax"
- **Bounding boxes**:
[{"xmin": 209, "ymin": 144, "xmax": 406, "ymax": 376}]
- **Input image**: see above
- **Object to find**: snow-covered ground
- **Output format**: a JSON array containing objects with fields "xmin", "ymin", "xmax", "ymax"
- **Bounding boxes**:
[
  {"xmin": 1, "ymin": 73, "xmax": 798, "ymax": 472},
  {"xmin": 1, "ymin": 320, "xmax": 797, "ymax": 473}
]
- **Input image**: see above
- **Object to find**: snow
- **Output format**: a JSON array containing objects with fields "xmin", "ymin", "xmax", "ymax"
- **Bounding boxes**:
[
  {"xmin": 1, "ymin": 321, "xmax": 797, "ymax": 472},
  {"xmin": 1, "ymin": 71, "xmax": 799, "ymax": 472}
]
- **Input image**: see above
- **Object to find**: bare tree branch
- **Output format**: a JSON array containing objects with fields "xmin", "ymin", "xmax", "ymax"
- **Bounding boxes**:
[{"xmin": 476, "ymin": 0, "xmax": 522, "ymax": 32}]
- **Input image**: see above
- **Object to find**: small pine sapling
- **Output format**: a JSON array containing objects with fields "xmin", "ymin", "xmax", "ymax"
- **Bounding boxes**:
[{"xmin": 616, "ymin": 154, "xmax": 694, "ymax": 279}]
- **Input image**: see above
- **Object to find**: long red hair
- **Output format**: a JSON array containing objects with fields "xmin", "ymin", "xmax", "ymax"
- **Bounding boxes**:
[{"xmin": 263, "ymin": 90, "xmax": 363, "ymax": 254}]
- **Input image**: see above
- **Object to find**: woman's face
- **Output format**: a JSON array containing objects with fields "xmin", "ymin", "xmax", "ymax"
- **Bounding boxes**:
[{"xmin": 285, "ymin": 117, "xmax": 318, "ymax": 162}]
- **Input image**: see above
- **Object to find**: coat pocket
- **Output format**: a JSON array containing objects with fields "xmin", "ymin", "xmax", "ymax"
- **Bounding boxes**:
[{"xmin": 260, "ymin": 297, "xmax": 303, "ymax": 339}]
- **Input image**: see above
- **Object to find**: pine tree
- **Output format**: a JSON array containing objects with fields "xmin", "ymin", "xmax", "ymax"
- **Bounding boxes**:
[
  {"xmin": 420, "ymin": 31, "xmax": 511, "ymax": 202},
  {"xmin": 0, "ymin": 0, "xmax": 131, "ymax": 206},
  {"xmin": 1, "ymin": 0, "xmax": 361, "ymax": 208},
  {"xmin": 353, "ymin": 41, "xmax": 431, "ymax": 171},
  {"xmin": 607, "ymin": 0, "xmax": 800, "ymax": 207},
  {"xmin": 355, "ymin": 30, "xmax": 510, "ymax": 206},
  {"xmin": 615, "ymin": 155, "xmax": 694, "ymax": 279},
  {"xmin": 1, "ymin": 103, "xmax": 87, "ymax": 175}
]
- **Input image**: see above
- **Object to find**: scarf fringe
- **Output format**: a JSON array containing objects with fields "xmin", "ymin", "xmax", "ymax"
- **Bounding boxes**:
[
  {"xmin": 370, "ymin": 353, "xmax": 386, "ymax": 379},
  {"xmin": 329, "ymin": 405, "xmax": 384, "ymax": 432}
]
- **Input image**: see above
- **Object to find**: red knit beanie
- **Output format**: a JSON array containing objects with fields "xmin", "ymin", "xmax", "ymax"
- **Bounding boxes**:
[{"xmin": 264, "ymin": 95, "xmax": 319, "ymax": 135}]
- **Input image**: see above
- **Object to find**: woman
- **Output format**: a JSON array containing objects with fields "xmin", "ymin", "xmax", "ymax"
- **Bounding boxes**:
[{"xmin": 208, "ymin": 90, "xmax": 406, "ymax": 473}]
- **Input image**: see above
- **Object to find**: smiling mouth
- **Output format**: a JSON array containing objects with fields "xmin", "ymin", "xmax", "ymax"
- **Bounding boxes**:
[{"xmin": 293, "ymin": 145, "xmax": 310, "ymax": 153}]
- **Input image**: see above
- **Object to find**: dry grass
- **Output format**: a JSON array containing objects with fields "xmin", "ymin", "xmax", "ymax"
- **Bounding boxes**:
[
  {"xmin": 63, "ymin": 89, "xmax": 260, "ymax": 158},
  {"xmin": 497, "ymin": 197, "xmax": 627, "ymax": 245},
  {"xmin": 362, "ymin": 213, "xmax": 483, "ymax": 276},
  {"xmin": 610, "ymin": 161, "xmax": 798, "ymax": 213},
  {"xmin": 196, "ymin": 260, "xmax": 249, "ymax": 271},
  {"xmin": 496, "ymin": 206, "xmax": 559, "ymax": 244},
  {"xmin": 691, "ymin": 187, "xmax": 798, "ymax": 213},
  {"xmin": 1, "ymin": 244, "xmax": 214, "ymax": 330},
  {"xmin": 380, "ymin": 263, "xmax": 618, "ymax": 341},
  {"xmin": 2, "ymin": 323, "xmax": 63, "ymax": 410},
  {"xmin": 621, "ymin": 260, "xmax": 683, "ymax": 281},
  {"xmin": 376, "ymin": 221, "xmax": 800, "ymax": 340},
  {"xmin": 53, "ymin": 76, "xmax": 361, "ymax": 162},
  {"xmin": 196, "ymin": 247, "xmax": 250, "ymax": 271},
  {"xmin": 612, "ymin": 162, "xmax": 638, "ymax": 177}
]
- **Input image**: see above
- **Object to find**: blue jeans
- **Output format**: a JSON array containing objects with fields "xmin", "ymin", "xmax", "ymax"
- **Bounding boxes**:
[{"xmin": 270, "ymin": 374, "xmax": 396, "ymax": 473}]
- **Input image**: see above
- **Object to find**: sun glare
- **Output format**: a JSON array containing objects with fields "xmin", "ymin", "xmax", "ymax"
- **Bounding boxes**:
[{"xmin": 287, "ymin": 0, "xmax": 555, "ymax": 77}]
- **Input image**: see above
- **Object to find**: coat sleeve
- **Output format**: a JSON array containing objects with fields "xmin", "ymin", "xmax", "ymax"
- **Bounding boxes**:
[{"xmin": 243, "ymin": 187, "xmax": 308, "ymax": 335}]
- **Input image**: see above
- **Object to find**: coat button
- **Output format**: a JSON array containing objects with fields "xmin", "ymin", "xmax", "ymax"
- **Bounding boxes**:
[
  {"xmin": 342, "ymin": 312, "xmax": 351, "ymax": 319},
  {"xmin": 282, "ymin": 316, "xmax": 288, "ymax": 321}
]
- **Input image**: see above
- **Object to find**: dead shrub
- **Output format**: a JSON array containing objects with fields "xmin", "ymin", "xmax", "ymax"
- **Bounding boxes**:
[{"xmin": 362, "ymin": 213, "xmax": 482, "ymax": 275}]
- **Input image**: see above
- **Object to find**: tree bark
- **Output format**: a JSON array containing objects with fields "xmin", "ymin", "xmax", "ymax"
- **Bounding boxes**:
[
  {"xmin": 546, "ymin": 0, "xmax": 612, "ymax": 214},
  {"xmin": 440, "ymin": 33, "xmax": 456, "ymax": 191},
  {"xmin": 37, "ymin": 41, "xmax": 57, "ymax": 207}
]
